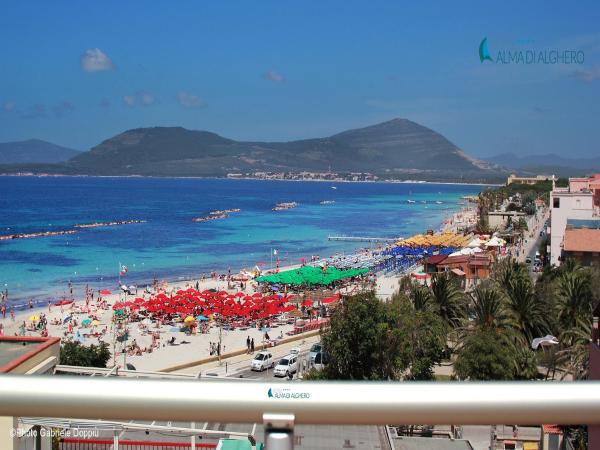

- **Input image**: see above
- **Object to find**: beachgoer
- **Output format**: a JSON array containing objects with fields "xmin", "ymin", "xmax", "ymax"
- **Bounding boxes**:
[
  {"xmin": 250, "ymin": 338, "xmax": 254, "ymax": 353},
  {"xmin": 10, "ymin": 308, "xmax": 15, "ymax": 321},
  {"xmin": 246, "ymin": 335, "xmax": 250, "ymax": 353},
  {"xmin": 29, "ymin": 299, "xmax": 33, "ymax": 309}
]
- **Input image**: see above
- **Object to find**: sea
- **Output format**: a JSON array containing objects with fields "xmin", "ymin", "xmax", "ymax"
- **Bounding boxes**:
[{"xmin": 0, "ymin": 176, "xmax": 483, "ymax": 309}]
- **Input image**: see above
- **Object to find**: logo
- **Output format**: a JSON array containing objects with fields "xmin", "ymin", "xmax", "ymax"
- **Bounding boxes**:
[
  {"xmin": 478, "ymin": 37, "xmax": 584, "ymax": 65},
  {"xmin": 268, "ymin": 387, "xmax": 310, "ymax": 399},
  {"xmin": 479, "ymin": 37, "xmax": 493, "ymax": 63}
]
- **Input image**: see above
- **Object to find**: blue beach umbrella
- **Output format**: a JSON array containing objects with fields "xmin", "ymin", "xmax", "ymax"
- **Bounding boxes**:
[{"xmin": 196, "ymin": 315, "xmax": 208, "ymax": 321}]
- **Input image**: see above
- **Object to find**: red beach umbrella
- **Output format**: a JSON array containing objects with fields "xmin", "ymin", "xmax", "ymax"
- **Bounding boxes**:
[
  {"xmin": 99, "ymin": 289, "xmax": 112, "ymax": 295},
  {"xmin": 301, "ymin": 299, "xmax": 313, "ymax": 307}
]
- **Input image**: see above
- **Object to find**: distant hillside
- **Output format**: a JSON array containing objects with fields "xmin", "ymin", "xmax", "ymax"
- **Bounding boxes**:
[
  {"xmin": 0, "ymin": 139, "xmax": 81, "ymax": 164},
  {"xmin": 484, "ymin": 152, "xmax": 600, "ymax": 176},
  {"xmin": 63, "ymin": 119, "xmax": 500, "ymax": 181},
  {"xmin": 0, "ymin": 119, "xmax": 505, "ymax": 181}
]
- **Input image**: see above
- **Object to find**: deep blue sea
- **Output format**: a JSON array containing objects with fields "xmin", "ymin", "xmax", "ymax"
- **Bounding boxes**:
[{"xmin": 0, "ymin": 176, "xmax": 482, "ymax": 307}]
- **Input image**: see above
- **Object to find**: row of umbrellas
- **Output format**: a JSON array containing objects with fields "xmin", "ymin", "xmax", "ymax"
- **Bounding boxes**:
[{"xmin": 111, "ymin": 288, "xmax": 302, "ymax": 320}]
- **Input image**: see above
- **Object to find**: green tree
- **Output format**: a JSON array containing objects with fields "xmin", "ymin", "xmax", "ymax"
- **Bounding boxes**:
[
  {"xmin": 505, "ymin": 276, "xmax": 547, "ymax": 344},
  {"xmin": 318, "ymin": 291, "xmax": 446, "ymax": 380},
  {"xmin": 409, "ymin": 282, "xmax": 433, "ymax": 312},
  {"xmin": 430, "ymin": 273, "xmax": 464, "ymax": 329},
  {"xmin": 454, "ymin": 330, "xmax": 516, "ymax": 380},
  {"xmin": 60, "ymin": 340, "xmax": 111, "ymax": 368},
  {"xmin": 468, "ymin": 284, "xmax": 512, "ymax": 333}
]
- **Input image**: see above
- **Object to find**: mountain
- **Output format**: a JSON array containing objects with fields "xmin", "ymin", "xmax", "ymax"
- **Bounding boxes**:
[
  {"xmin": 64, "ymin": 119, "xmax": 498, "ymax": 180},
  {"xmin": 484, "ymin": 152, "xmax": 600, "ymax": 175},
  {"xmin": 0, "ymin": 119, "xmax": 504, "ymax": 181},
  {"xmin": 0, "ymin": 139, "xmax": 81, "ymax": 164}
]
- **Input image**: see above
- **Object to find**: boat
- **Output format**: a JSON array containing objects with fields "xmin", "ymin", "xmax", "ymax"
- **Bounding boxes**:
[
  {"xmin": 319, "ymin": 200, "xmax": 336, "ymax": 205},
  {"xmin": 435, "ymin": 201, "xmax": 443, "ymax": 204},
  {"xmin": 407, "ymin": 200, "xmax": 416, "ymax": 204},
  {"xmin": 272, "ymin": 202, "xmax": 298, "ymax": 211},
  {"xmin": 331, "ymin": 186, "xmax": 337, "ymax": 190}
]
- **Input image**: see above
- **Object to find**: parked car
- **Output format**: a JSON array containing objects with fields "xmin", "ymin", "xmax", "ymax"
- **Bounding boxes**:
[
  {"xmin": 525, "ymin": 256, "xmax": 532, "ymax": 264},
  {"xmin": 251, "ymin": 351, "xmax": 274, "ymax": 371},
  {"xmin": 289, "ymin": 347, "xmax": 300, "ymax": 356},
  {"xmin": 312, "ymin": 351, "xmax": 330, "ymax": 371},
  {"xmin": 273, "ymin": 354, "xmax": 298, "ymax": 377},
  {"xmin": 308, "ymin": 343, "xmax": 322, "ymax": 364}
]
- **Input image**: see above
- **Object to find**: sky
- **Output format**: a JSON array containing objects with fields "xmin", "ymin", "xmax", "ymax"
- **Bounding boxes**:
[{"xmin": 0, "ymin": 1, "xmax": 599, "ymax": 158}]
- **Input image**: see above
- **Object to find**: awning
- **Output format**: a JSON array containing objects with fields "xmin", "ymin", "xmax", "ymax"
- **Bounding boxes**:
[
  {"xmin": 451, "ymin": 268, "xmax": 465, "ymax": 276},
  {"xmin": 523, "ymin": 442, "xmax": 538, "ymax": 450}
]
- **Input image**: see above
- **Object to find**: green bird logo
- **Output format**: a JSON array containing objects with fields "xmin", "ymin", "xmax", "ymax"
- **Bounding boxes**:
[{"xmin": 479, "ymin": 37, "xmax": 493, "ymax": 63}]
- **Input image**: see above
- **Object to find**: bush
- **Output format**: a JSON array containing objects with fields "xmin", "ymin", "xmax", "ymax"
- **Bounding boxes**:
[{"xmin": 60, "ymin": 340, "xmax": 111, "ymax": 368}]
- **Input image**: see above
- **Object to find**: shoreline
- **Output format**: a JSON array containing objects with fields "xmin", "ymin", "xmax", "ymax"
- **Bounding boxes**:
[{"xmin": 0, "ymin": 173, "xmax": 501, "ymax": 187}]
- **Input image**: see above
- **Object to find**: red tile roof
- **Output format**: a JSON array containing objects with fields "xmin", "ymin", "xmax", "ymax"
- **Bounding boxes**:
[
  {"xmin": 563, "ymin": 228, "xmax": 600, "ymax": 253},
  {"xmin": 424, "ymin": 255, "xmax": 448, "ymax": 265},
  {"xmin": 542, "ymin": 425, "xmax": 562, "ymax": 435}
]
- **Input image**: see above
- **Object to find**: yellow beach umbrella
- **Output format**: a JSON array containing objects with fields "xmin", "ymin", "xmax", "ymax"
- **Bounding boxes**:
[
  {"xmin": 28, "ymin": 315, "xmax": 40, "ymax": 321},
  {"xmin": 184, "ymin": 316, "xmax": 196, "ymax": 323},
  {"xmin": 91, "ymin": 320, "xmax": 100, "ymax": 326}
]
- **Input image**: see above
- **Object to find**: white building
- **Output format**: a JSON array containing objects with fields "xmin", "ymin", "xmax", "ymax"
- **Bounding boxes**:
[{"xmin": 549, "ymin": 187, "xmax": 595, "ymax": 266}]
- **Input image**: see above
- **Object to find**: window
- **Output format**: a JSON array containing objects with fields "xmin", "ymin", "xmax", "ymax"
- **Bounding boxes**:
[{"xmin": 553, "ymin": 197, "xmax": 560, "ymax": 208}]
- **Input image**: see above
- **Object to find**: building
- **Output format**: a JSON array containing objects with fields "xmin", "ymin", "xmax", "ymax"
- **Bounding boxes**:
[
  {"xmin": 549, "ymin": 178, "xmax": 597, "ymax": 266},
  {"xmin": 568, "ymin": 174, "xmax": 600, "ymax": 208},
  {"xmin": 0, "ymin": 336, "xmax": 60, "ymax": 450},
  {"xmin": 487, "ymin": 211, "xmax": 527, "ymax": 230},
  {"xmin": 428, "ymin": 253, "xmax": 493, "ymax": 289},
  {"xmin": 561, "ymin": 219, "xmax": 600, "ymax": 267},
  {"xmin": 507, "ymin": 174, "xmax": 555, "ymax": 185}
]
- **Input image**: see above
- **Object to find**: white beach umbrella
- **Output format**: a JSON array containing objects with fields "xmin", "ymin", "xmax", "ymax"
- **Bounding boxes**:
[{"xmin": 531, "ymin": 335, "xmax": 559, "ymax": 350}]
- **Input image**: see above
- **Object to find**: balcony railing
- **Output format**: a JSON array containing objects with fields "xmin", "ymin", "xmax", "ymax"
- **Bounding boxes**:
[{"xmin": 1, "ymin": 376, "xmax": 600, "ymax": 426}]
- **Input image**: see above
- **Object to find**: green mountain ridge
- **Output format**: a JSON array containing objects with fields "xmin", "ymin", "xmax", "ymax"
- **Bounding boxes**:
[{"xmin": 1, "ymin": 119, "xmax": 505, "ymax": 181}]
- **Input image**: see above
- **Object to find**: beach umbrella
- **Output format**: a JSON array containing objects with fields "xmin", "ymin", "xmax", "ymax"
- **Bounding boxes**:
[
  {"xmin": 28, "ymin": 315, "xmax": 40, "ymax": 321},
  {"xmin": 235, "ymin": 292, "xmax": 244, "ymax": 297},
  {"xmin": 532, "ymin": 335, "xmax": 559, "ymax": 350},
  {"xmin": 196, "ymin": 315, "xmax": 208, "ymax": 321},
  {"xmin": 114, "ymin": 309, "xmax": 125, "ymax": 316},
  {"xmin": 99, "ymin": 289, "xmax": 112, "ymax": 295},
  {"xmin": 54, "ymin": 299, "xmax": 73, "ymax": 306},
  {"xmin": 91, "ymin": 320, "xmax": 100, "ymax": 326},
  {"xmin": 301, "ymin": 300, "xmax": 313, "ymax": 307},
  {"xmin": 62, "ymin": 315, "xmax": 72, "ymax": 324},
  {"xmin": 81, "ymin": 319, "xmax": 92, "ymax": 326},
  {"xmin": 184, "ymin": 316, "xmax": 196, "ymax": 323}
]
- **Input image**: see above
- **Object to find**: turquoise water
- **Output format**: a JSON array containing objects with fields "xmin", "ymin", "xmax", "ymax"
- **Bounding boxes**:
[{"xmin": 0, "ymin": 177, "xmax": 481, "ymax": 307}]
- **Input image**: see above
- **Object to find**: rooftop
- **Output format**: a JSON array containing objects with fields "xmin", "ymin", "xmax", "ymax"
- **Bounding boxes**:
[
  {"xmin": 563, "ymin": 228, "xmax": 600, "ymax": 253},
  {"xmin": 391, "ymin": 436, "xmax": 473, "ymax": 450},
  {"xmin": 0, "ymin": 336, "xmax": 60, "ymax": 373}
]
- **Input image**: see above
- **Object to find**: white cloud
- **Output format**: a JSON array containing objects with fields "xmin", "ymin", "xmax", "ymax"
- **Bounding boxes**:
[
  {"xmin": 139, "ymin": 91, "xmax": 155, "ymax": 106},
  {"xmin": 122, "ymin": 92, "xmax": 156, "ymax": 107},
  {"xmin": 177, "ymin": 91, "xmax": 204, "ymax": 108},
  {"xmin": 264, "ymin": 70, "xmax": 285, "ymax": 83},
  {"xmin": 3, "ymin": 101, "xmax": 15, "ymax": 112},
  {"xmin": 123, "ymin": 95, "xmax": 135, "ymax": 107},
  {"xmin": 81, "ymin": 48, "xmax": 115, "ymax": 73},
  {"xmin": 571, "ymin": 65, "xmax": 600, "ymax": 82}
]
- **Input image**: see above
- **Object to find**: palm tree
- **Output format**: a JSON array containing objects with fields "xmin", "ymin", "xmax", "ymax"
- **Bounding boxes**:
[
  {"xmin": 492, "ymin": 257, "xmax": 528, "ymax": 288},
  {"xmin": 469, "ymin": 284, "xmax": 512, "ymax": 333},
  {"xmin": 557, "ymin": 270, "xmax": 593, "ymax": 335},
  {"xmin": 430, "ymin": 273, "xmax": 464, "ymax": 329},
  {"xmin": 504, "ymin": 276, "xmax": 548, "ymax": 344},
  {"xmin": 409, "ymin": 283, "xmax": 432, "ymax": 312},
  {"xmin": 557, "ymin": 315, "xmax": 592, "ymax": 380}
]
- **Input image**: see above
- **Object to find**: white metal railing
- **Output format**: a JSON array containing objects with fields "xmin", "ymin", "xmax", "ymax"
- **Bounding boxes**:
[{"xmin": 1, "ymin": 376, "xmax": 600, "ymax": 425}]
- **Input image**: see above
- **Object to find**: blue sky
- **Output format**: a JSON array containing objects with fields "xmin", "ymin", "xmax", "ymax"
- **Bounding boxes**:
[{"xmin": 1, "ymin": 1, "xmax": 599, "ymax": 158}]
